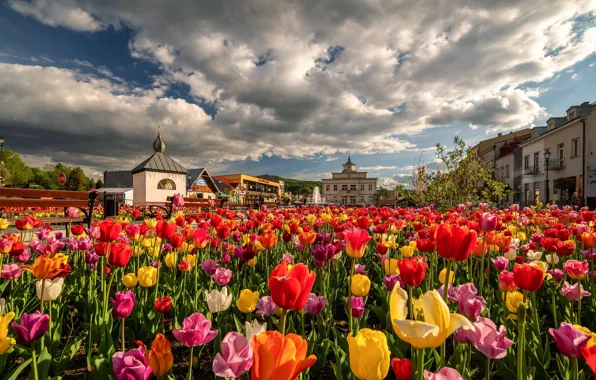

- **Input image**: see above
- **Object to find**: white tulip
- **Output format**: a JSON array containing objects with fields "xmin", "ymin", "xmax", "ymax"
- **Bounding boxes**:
[
  {"xmin": 205, "ymin": 286, "xmax": 232, "ymax": 313},
  {"xmin": 36, "ymin": 278, "xmax": 64, "ymax": 301},
  {"xmin": 245, "ymin": 320, "xmax": 267, "ymax": 341},
  {"xmin": 332, "ymin": 250, "xmax": 343, "ymax": 260},
  {"xmin": 546, "ymin": 254, "xmax": 560, "ymax": 265},
  {"xmin": 0, "ymin": 298, "xmax": 5, "ymax": 314},
  {"xmin": 526, "ymin": 250, "xmax": 542, "ymax": 261},
  {"xmin": 504, "ymin": 247, "xmax": 517, "ymax": 261}
]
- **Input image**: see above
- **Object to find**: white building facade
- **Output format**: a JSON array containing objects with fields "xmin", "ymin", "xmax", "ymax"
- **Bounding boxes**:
[
  {"xmin": 520, "ymin": 101, "xmax": 596, "ymax": 208},
  {"xmin": 321, "ymin": 157, "xmax": 377, "ymax": 205}
]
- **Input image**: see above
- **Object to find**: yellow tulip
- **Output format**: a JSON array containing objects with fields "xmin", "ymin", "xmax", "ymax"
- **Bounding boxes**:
[
  {"xmin": 505, "ymin": 291, "xmax": 524, "ymax": 313},
  {"xmin": 400, "ymin": 245, "xmax": 415, "ymax": 258},
  {"xmin": 241, "ymin": 234, "xmax": 251, "ymax": 245},
  {"xmin": 165, "ymin": 252, "xmax": 178, "ymax": 268},
  {"xmin": 439, "ymin": 267, "xmax": 455, "ymax": 285},
  {"xmin": 348, "ymin": 328, "xmax": 390, "ymax": 380},
  {"xmin": 180, "ymin": 242, "xmax": 194, "ymax": 254},
  {"xmin": 529, "ymin": 261, "xmax": 550, "ymax": 279},
  {"xmin": 183, "ymin": 254, "xmax": 197, "ymax": 268},
  {"xmin": 409, "ymin": 240, "xmax": 417, "ymax": 248},
  {"xmin": 0, "ymin": 312, "xmax": 16, "ymax": 354},
  {"xmin": 351, "ymin": 274, "xmax": 371, "ymax": 297},
  {"xmin": 236, "ymin": 289, "xmax": 259, "ymax": 313},
  {"xmin": 138, "ymin": 266, "xmax": 158, "ymax": 287},
  {"xmin": 390, "ymin": 286, "xmax": 472, "ymax": 348},
  {"xmin": 574, "ymin": 325, "xmax": 596, "ymax": 348},
  {"xmin": 306, "ymin": 214, "xmax": 316, "ymax": 224},
  {"xmin": 247, "ymin": 256, "xmax": 257, "ymax": 267},
  {"xmin": 383, "ymin": 259, "xmax": 400, "ymax": 275},
  {"xmin": 382, "ymin": 234, "xmax": 398, "ymax": 249},
  {"xmin": 122, "ymin": 273, "xmax": 138, "ymax": 288},
  {"xmin": 0, "ymin": 219, "xmax": 10, "ymax": 230},
  {"xmin": 517, "ymin": 232, "xmax": 527, "ymax": 241},
  {"xmin": 145, "ymin": 218, "xmax": 158, "ymax": 228}
]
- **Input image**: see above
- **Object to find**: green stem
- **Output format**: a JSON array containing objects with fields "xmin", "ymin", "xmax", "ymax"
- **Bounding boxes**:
[
  {"xmin": 551, "ymin": 286, "xmax": 557, "ymax": 327},
  {"xmin": 572, "ymin": 357, "xmax": 578, "ymax": 380},
  {"xmin": 280, "ymin": 309, "xmax": 288, "ymax": 335},
  {"xmin": 31, "ymin": 344, "xmax": 39, "ymax": 380},
  {"xmin": 517, "ymin": 296, "xmax": 527, "ymax": 380},
  {"xmin": 408, "ymin": 286, "xmax": 414, "ymax": 319},
  {"xmin": 416, "ymin": 348, "xmax": 425, "ymax": 380},
  {"xmin": 348, "ymin": 258, "xmax": 356, "ymax": 336},
  {"xmin": 577, "ymin": 280, "xmax": 582, "ymax": 325},
  {"xmin": 121, "ymin": 318, "xmax": 126, "ymax": 352},
  {"xmin": 485, "ymin": 357, "xmax": 491, "ymax": 380},
  {"xmin": 187, "ymin": 346, "xmax": 194, "ymax": 380},
  {"xmin": 440, "ymin": 260, "xmax": 452, "ymax": 368},
  {"xmin": 194, "ymin": 257, "xmax": 199, "ymax": 309}
]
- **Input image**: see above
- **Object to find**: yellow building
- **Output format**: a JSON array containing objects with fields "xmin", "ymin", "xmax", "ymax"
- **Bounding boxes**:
[{"xmin": 214, "ymin": 174, "xmax": 280, "ymax": 205}]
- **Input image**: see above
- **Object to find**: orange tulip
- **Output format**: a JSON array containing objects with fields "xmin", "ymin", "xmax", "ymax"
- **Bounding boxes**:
[
  {"xmin": 259, "ymin": 233, "xmax": 278, "ymax": 249},
  {"xmin": 147, "ymin": 333, "xmax": 173, "ymax": 376},
  {"xmin": 472, "ymin": 237, "xmax": 487, "ymax": 257},
  {"xmin": 583, "ymin": 232, "xmax": 596, "ymax": 249},
  {"xmin": 251, "ymin": 331, "xmax": 317, "ymax": 380},
  {"xmin": 22, "ymin": 254, "xmax": 70, "ymax": 279},
  {"xmin": 298, "ymin": 231, "xmax": 316, "ymax": 247}
]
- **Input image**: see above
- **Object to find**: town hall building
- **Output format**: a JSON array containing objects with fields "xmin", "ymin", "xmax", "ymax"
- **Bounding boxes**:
[{"xmin": 321, "ymin": 157, "xmax": 377, "ymax": 205}]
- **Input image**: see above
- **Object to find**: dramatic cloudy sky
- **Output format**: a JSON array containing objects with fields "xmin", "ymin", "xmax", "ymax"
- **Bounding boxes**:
[{"xmin": 1, "ymin": 0, "xmax": 595, "ymax": 187}]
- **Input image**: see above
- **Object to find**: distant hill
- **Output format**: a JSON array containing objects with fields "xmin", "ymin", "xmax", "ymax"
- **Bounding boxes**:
[{"xmin": 258, "ymin": 174, "xmax": 322, "ymax": 195}]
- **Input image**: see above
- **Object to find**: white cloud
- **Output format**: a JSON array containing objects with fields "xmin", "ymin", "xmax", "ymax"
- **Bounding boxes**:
[
  {"xmin": 359, "ymin": 165, "xmax": 398, "ymax": 171},
  {"xmin": 4, "ymin": 0, "xmax": 596, "ymax": 172}
]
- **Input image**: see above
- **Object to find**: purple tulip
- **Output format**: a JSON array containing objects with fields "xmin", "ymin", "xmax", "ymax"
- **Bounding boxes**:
[
  {"xmin": 470, "ymin": 317, "xmax": 513, "ymax": 359},
  {"xmin": 173, "ymin": 312, "xmax": 218, "ymax": 347},
  {"xmin": 11, "ymin": 311, "xmax": 50, "ymax": 344},
  {"xmin": 55, "ymin": 232, "xmax": 64, "ymax": 240},
  {"xmin": 29, "ymin": 239, "xmax": 42, "ymax": 252},
  {"xmin": 346, "ymin": 296, "xmax": 364, "ymax": 318},
  {"xmin": 548, "ymin": 269, "xmax": 564, "ymax": 284},
  {"xmin": 582, "ymin": 248, "xmax": 596, "ymax": 260},
  {"xmin": 112, "ymin": 345, "xmax": 152, "ymax": 380},
  {"xmin": 549, "ymin": 323, "xmax": 591, "ymax": 358},
  {"xmin": 354, "ymin": 264, "xmax": 368, "ymax": 276},
  {"xmin": 560, "ymin": 281, "xmax": 591, "ymax": 301},
  {"xmin": 492, "ymin": 256, "xmax": 509, "ymax": 271},
  {"xmin": 458, "ymin": 293, "xmax": 486, "ymax": 320},
  {"xmin": 233, "ymin": 245, "xmax": 243, "ymax": 259},
  {"xmin": 255, "ymin": 296, "xmax": 276, "ymax": 318},
  {"xmin": 78, "ymin": 237, "xmax": 93, "ymax": 251},
  {"xmin": 479, "ymin": 213, "xmax": 497, "ymax": 232},
  {"xmin": 383, "ymin": 274, "xmax": 402, "ymax": 291},
  {"xmin": 424, "ymin": 367, "xmax": 463, "ymax": 380},
  {"xmin": 36, "ymin": 228, "xmax": 51, "ymax": 240},
  {"xmin": 111, "ymin": 291, "xmax": 136, "ymax": 319},
  {"xmin": 85, "ymin": 249, "xmax": 99, "ymax": 269},
  {"xmin": 304, "ymin": 293, "xmax": 327, "ymax": 315},
  {"xmin": 2, "ymin": 263, "xmax": 22, "ymax": 280},
  {"xmin": 212, "ymin": 332, "xmax": 253, "ymax": 379},
  {"xmin": 15, "ymin": 249, "xmax": 30, "ymax": 263},
  {"xmin": 200, "ymin": 259, "xmax": 220, "ymax": 275},
  {"xmin": 212, "ymin": 268, "xmax": 233, "ymax": 286},
  {"xmin": 312, "ymin": 245, "xmax": 330, "ymax": 262}
]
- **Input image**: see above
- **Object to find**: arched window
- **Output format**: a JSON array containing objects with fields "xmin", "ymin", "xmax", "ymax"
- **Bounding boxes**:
[{"xmin": 157, "ymin": 178, "xmax": 176, "ymax": 190}]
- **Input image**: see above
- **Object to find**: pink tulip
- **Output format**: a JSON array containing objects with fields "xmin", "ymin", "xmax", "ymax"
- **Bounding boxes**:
[
  {"xmin": 492, "ymin": 256, "xmax": 509, "ymax": 271},
  {"xmin": 346, "ymin": 296, "xmax": 364, "ymax": 318},
  {"xmin": 479, "ymin": 203, "xmax": 488, "ymax": 211},
  {"xmin": 549, "ymin": 323, "xmax": 591, "ymax": 358},
  {"xmin": 212, "ymin": 332, "xmax": 253, "ymax": 379},
  {"xmin": 173, "ymin": 312, "xmax": 218, "ymax": 347},
  {"xmin": 424, "ymin": 367, "xmax": 463, "ymax": 380},
  {"xmin": 1, "ymin": 263, "xmax": 22, "ymax": 280},
  {"xmin": 211, "ymin": 268, "xmax": 232, "ymax": 286},
  {"xmin": 0, "ymin": 238, "xmax": 13, "ymax": 254},
  {"xmin": 560, "ymin": 281, "xmax": 591, "ymax": 301},
  {"xmin": 344, "ymin": 227, "xmax": 371, "ymax": 258},
  {"xmin": 12, "ymin": 311, "xmax": 50, "ymax": 343},
  {"xmin": 66, "ymin": 207, "xmax": 80, "ymax": 218},
  {"xmin": 304, "ymin": 293, "xmax": 327, "ymax": 315},
  {"xmin": 498, "ymin": 270, "xmax": 517, "ymax": 292},
  {"xmin": 458, "ymin": 293, "xmax": 486, "ymax": 320},
  {"xmin": 111, "ymin": 290, "xmax": 136, "ymax": 319},
  {"xmin": 112, "ymin": 345, "xmax": 152, "ymax": 380},
  {"xmin": 510, "ymin": 204, "xmax": 519, "ymax": 212},
  {"xmin": 173, "ymin": 193, "xmax": 185, "ymax": 208},
  {"xmin": 470, "ymin": 317, "xmax": 513, "ymax": 359},
  {"xmin": 563, "ymin": 260, "xmax": 589, "ymax": 280},
  {"xmin": 255, "ymin": 296, "xmax": 276, "ymax": 318},
  {"xmin": 479, "ymin": 213, "xmax": 497, "ymax": 232},
  {"xmin": 200, "ymin": 259, "xmax": 220, "ymax": 275}
]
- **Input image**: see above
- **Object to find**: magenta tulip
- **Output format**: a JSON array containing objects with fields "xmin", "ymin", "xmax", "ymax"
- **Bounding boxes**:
[
  {"xmin": 173, "ymin": 312, "xmax": 218, "ymax": 347},
  {"xmin": 12, "ymin": 311, "xmax": 50, "ymax": 344},
  {"xmin": 211, "ymin": 267, "xmax": 232, "ymax": 286},
  {"xmin": 479, "ymin": 213, "xmax": 497, "ymax": 232},
  {"xmin": 458, "ymin": 293, "xmax": 486, "ymax": 320},
  {"xmin": 304, "ymin": 293, "xmax": 327, "ymax": 315},
  {"xmin": 492, "ymin": 256, "xmax": 509, "ymax": 271},
  {"xmin": 548, "ymin": 323, "xmax": 591, "ymax": 358},
  {"xmin": 346, "ymin": 296, "xmax": 364, "ymax": 318},
  {"xmin": 1, "ymin": 263, "xmax": 22, "ymax": 280},
  {"xmin": 111, "ymin": 290, "xmax": 136, "ymax": 319},
  {"xmin": 112, "ymin": 345, "xmax": 152, "ymax": 380},
  {"xmin": 212, "ymin": 332, "xmax": 254, "ymax": 379}
]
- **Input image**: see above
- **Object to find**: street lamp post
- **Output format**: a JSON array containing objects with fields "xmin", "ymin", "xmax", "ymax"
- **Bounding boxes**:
[
  {"xmin": 0, "ymin": 136, "xmax": 5, "ymax": 187},
  {"xmin": 544, "ymin": 148, "xmax": 551, "ymax": 205}
]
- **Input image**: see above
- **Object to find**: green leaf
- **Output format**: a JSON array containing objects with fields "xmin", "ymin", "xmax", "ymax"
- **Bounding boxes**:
[
  {"xmin": 91, "ymin": 357, "xmax": 114, "ymax": 380},
  {"xmin": 5, "ymin": 358, "xmax": 33, "ymax": 380},
  {"xmin": 495, "ymin": 358, "xmax": 517, "ymax": 380},
  {"xmin": 35, "ymin": 347, "xmax": 52, "ymax": 380},
  {"xmin": 527, "ymin": 344, "xmax": 550, "ymax": 380}
]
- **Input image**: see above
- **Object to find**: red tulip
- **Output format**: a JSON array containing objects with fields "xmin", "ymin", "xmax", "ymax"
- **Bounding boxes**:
[
  {"xmin": 108, "ymin": 242, "xmax": 133, "ymax": 267},
  {"xmin": 376, "ymin": 242, "xmax": 389, "ymax": 255},
  {"xmin": 269, "ymin": 262, "xmax": 316, "ymax": 311},
  {"xmin": 99, "ymin": 220, "xmax": 122, "ymax": 242},
  {"xmin": 435, "ymin": 223, "xmax": 477, "ymax": 262},
  {"xmin": 155, "ymin": 296, "xmax": 172, "ymax": 313},
  {"xmin": 513, "ymin": 264, "xmax": 544, "ymax": 292},
  {"xmin": 156, "ymin": 221, "xmax": 177, "ymax": 241},
  {"xmin": 415, "ymin": 238, "xmax": 434, "ymax": 253},
  {"xmin": 71, "ymin": 225, "xmax": 85, "ymax": 236},
  {"xmin": 397, "ymin": 258, "xmax": 427, "ymax": 287},
  {"xmin": 391, "ymin": 357, "xmax": 413, "ymax": 380}
]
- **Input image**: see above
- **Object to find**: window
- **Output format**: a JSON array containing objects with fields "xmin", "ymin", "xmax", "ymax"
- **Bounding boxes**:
[
  {"xmin": 524, "ymin": 155, "xmax": 530, "ymax": 169},
  {"xmin": 534, "ymin": 182, "xmax": 540, "ymax": 201},
  {"xmin": 534, "ymin": 152, "xmax": 539, "ymax": 171},
  {"xmin": 572, "ymin": 138, "xmax": 580, "ymax": 157},
  {"xmin": 505, "ymin": 165, "xmax": 510, "ymax": 178},
  {"xmin": 333, "ymin": 185, "xmax": 337, "ymax": 191},
  {"xmin": 525, "ymin": 183, "xmax": 530, "ymax": 202},
  {"xmin": 326, "ymin": 185, "xmax": 330, "ymax": 192},
  {"xmin": 350, "ymin": 184, "xmax": 357, "ymax": 191},
  {"xmin": 361, "ymin": 185, "xmax": 364, "ymax": 191},
  {"xmin": 557, "ymin": 143, "xmax": 564, "ymax": 161},
  {"xmin": 341, "ymin": 185, "xmax": 348, "ymax": 191},
  {"xmin": 369, "ymin": 184, "xmax": 373, "ymax": 191},
  {"xmin": 500, "ymin": 167, "xmax": 504, "ymax": 179},
  {"xmin": 157, "ymin": 178, "xmax": 176, "ymax": 190},
  {"xmin": 360, "ymin": 196, "xmax": 364, "ymax": 202}
]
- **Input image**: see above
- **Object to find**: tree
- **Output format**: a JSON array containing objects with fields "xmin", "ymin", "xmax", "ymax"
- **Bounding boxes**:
[
  {"xmin": 395, "ymin": 184, "xmax": 406, "ymax": 199},
  {"xmin": 95, "ymin": 179, "xmax": 104, "ymax": 189},
  {"xmin": 410, "ymin": 136, "xmax": 508, "ymax": 208},
  {"xmin": 1, "ymin": 150, "xmax": 33, "ymax": 186},
  {"xmin": 65, "ymin": 167, "xmax": 87, "ymax": 191}
]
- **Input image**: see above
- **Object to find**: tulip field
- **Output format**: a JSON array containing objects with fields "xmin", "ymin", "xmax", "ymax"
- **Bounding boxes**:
[{"xmin": 2, "ymin": 202, "xmax": 596, "ymax": 379}]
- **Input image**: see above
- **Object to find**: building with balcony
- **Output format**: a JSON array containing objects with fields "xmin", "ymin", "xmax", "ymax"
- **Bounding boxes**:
[
  {"xmin": 321, "ymin": 157, "xmax": 377, "ymax": 205},
  {"xmin": 214, "ymin": 173, "xmax": 281, "ymax": 205},
  {"xmin": 519, "ymin": 101, "xmax": 596, "ymax": 207}
]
